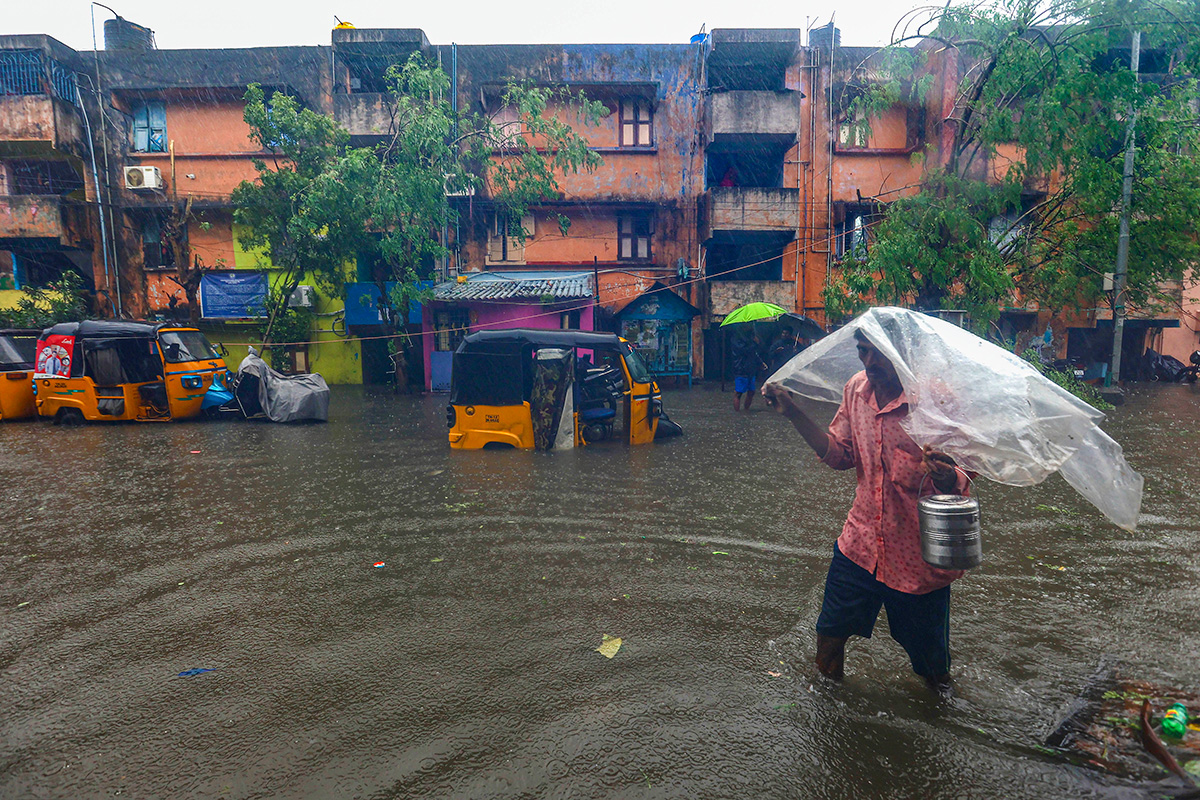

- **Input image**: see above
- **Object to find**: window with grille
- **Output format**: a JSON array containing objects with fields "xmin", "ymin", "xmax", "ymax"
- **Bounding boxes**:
[
  {"xmin": 435, "ymin": 309, "xmax": 470, "ymax": 352},
  {"xmin": 619, "ymin": 99, "xmax": 653, "ymax": 147},
  {"xmin": 618, "ymin": 215, "xmax": 652, "ymax": 261},
  {"xmin": 133, "ymin": 102, "xmax": 167, "ymax": 153},
  {"xmin": 835, "ymin": 204, "xmax": 880, "ymax": 260}
]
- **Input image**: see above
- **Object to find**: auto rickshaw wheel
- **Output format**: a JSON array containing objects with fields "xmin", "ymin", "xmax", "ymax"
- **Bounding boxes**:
[{"xmin": 55, "ymin": 408, "xmax": 85, "ymax": 427}]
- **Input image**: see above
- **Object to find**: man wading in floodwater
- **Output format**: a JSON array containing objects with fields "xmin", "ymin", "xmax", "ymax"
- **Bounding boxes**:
[{"xmin": 762, "ymin": 329, "xmax": 968, "ymax": 693}]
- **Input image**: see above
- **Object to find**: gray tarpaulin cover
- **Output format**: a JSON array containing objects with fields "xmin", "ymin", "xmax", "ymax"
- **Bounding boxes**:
[
  {"xmin": 765, "ymin": 307, "xmax": 1143, "ymax": 530},
  {"xmin": 237, "ymin": 348, "xmax": 330, "ymax": 423}
]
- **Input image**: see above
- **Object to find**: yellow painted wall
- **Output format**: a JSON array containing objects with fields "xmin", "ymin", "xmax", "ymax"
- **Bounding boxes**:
[{"xmin": 190, "ymin": 224, "xmax": 365, "ymax": 383}]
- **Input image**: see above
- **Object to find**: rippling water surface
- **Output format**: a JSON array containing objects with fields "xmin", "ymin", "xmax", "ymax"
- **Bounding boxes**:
[{"xmin": 2, "ymin": 383, "xmax": 1198, "ymax": 799}]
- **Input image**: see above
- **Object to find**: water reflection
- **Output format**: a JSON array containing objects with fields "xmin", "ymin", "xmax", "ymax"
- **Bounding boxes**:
[{"xmin": 1, "ymin": 383, "xmax": 1196, "ymax": 798}]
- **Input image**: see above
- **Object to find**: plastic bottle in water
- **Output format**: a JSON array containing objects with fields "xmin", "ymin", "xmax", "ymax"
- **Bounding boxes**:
[{"xmin": 1162, "ymin": 703, "xmax": 1189, "ymax": 739}]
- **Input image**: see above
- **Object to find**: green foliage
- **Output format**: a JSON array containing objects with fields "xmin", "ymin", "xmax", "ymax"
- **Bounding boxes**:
[
  {"xmin": 234, "ymin": 56, "xmax": 603, "ymax": 378},
  {"xmin": 259, "ymin": 284, "xmax": 314, "ymax": 370},
  {"xmin": 1020, "ymin": 347, "xmax": 1114, "ymax": 410},
  {"xmin": 0, "ymin": 270, "xmax": 89, "ymax": 329},
  {"xmin": 829, "ymin": 0, "xmax": 1200, "ymax": 323}
]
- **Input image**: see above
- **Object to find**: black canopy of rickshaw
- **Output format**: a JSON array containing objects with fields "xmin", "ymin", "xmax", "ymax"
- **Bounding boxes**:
[
  {"xmin": 451, "ymin": 329, "xmax": 626, "ymax": 407},
  {"xmin": 40, "ymin": 320, "xmax": 188, "ymax": 340}
]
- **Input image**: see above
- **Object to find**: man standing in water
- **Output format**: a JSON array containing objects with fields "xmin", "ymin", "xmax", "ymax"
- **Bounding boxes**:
[
  {"xmin": 762, "ymin": 329, "xmax": 967, "ymax": 692},
  {"xmin": 731, "ymin": 331, "xmax": 767, "ymax": 412}
]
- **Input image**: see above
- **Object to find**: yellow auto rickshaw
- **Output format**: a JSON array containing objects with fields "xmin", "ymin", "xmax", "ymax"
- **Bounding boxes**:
[
  {"xmin": 0, "ymin": 328, "xmax": 39, "ymax": 421},
  {"xmin": 34, "ymin": 321, "xmax": 227, "ymax": 424},
  {"xmin": 446, "ymin": 329, "xmax": 682, "ymax": 450}
]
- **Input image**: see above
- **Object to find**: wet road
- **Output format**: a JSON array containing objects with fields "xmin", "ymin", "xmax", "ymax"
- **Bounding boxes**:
[{"xmin": 2, "ymin": 383, "xmax": 1198, "ymax": 799}]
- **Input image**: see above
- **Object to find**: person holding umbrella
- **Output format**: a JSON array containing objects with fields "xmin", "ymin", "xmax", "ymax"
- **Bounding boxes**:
[
  {"xmin": 731, "ymin": 329, "xmax": 767, "ymax": 412},
  {"xmin": 720, "ymin": 302, "xmax": 787, "ymax": 412},
  {"xmin": 767, "ymin": 327, "xmax": 802, "ymax": 374}
]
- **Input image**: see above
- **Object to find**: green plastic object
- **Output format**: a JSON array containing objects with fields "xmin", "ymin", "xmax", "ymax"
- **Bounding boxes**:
[{"xmin": 1162, "ymin": 703, "xmax": 1189, "ymax": 739}]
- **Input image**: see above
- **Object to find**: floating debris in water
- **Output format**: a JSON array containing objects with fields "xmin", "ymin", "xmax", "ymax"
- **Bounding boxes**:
[
  {"xmin": 595, "ymin": 634, "xmax": 622, "ymax": 659},
  {"xmin": 177, "ymin": 668, "xmax": 216, "ymax": 677},
  {"xmin": 373, "ymin": 562, "xmax": 385, "ymax": 568}
]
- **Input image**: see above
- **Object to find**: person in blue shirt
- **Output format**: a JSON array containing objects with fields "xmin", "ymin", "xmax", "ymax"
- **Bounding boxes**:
[{"xmin": 731, "ymin": 331, "xmax": 766, "ymax": 412}]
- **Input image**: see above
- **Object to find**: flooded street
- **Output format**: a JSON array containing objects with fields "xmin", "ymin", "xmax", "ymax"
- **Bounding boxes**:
[{"xmin": 2, "ymin": 383, "xmax": 1199, "ymax": 799}]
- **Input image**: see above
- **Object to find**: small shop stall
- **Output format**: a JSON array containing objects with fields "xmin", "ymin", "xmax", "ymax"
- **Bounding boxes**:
[{"xmin": 613, "ymin": 282, "xmax": 699, "ymax": 386}]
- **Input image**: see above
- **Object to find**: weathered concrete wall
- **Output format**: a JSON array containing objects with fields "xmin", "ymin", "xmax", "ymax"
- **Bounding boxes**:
[
  {"xmin": 707, "ymin": 280, "xmax": 797, "ymax": 316},
  {"xmin": 707, "ymin": 187, "xmax": 801, "ymax": 233},
  {"xmin": 334, "ymin": 93, "xmax": 392, "ymax": 137},
  {"xmin": 0, "ymin": 95, "xmax": 86, "ymax": 160},
  {"xmin": 98, "ymin": 46, "xmax": 331, "ymax": 110},
  {"xmin": 0, "ymin": 195, "xmax": 89, "ymax": 248},
  {"xmin": 711, "ymin": 91, "xmax": 800, "ymax": 138}
]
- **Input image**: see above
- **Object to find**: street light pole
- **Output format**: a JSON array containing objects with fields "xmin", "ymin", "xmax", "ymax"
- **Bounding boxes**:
[{"xmin": 1109, "ymin": 29, "xmax": 1140, "ymax": 386}]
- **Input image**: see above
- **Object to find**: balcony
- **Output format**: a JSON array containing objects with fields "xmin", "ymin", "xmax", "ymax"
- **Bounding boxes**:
[
  {"xmin": 0, "ymin": 94, "xmax": 87, "ymax": 159},
  {"xmin": 705, "ymin": 187, "xmax": 800, "ymax": 235},
  {"xmin": 0, "ymin": 195, "xmax": 90, "ymax": 248},
  {"xmin": 0, "ymin": 49, "xmax": 86, "ymax": 159},
  {"xmin": 710, "ymin": 91, "xmax": 800, "ymax": 140},
  {"xmin": 333, "ymin": 93, "xmax": 392, "ymax": 138}
]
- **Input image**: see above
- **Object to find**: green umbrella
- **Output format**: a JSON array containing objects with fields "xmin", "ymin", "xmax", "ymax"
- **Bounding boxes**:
[{"xmin": 719, "ymin": 302, "xmax": 787, "ymax": 327}]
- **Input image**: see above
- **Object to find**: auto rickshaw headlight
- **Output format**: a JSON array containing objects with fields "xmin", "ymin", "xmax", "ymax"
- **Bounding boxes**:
[
  {"xmin": 446, "ymin": 405, "xmax": 456, "ymax": 429},
  {"xmin": 182, "ymin": 375, "xmax": 203, "ymax": 389},
  {"xmin": 651, "ymin": 398, "xmax": 663, "ymax": 418}
]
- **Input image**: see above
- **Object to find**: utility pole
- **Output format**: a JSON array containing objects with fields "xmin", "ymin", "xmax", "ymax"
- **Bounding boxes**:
[{"xmin": 1108, "ymin": 30, "xmax": 1140, "ymax": 386}]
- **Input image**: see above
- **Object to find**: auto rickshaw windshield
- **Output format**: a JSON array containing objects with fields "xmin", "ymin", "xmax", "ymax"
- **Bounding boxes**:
[
  {"xmin": 0, "ymin": 335, "xmax": 36, "ymax": 368},
  {"xmin": 159, "ymin": 331, "xmax": 219, "ymax": 363},
  {"xmin": 623, "ymin": 344, "xmax": 652, "ymax": 384}
]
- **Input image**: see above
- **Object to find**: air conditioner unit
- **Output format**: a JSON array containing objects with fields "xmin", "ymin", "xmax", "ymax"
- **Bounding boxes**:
[
  {"xmin": 444, "ymin": 173, "xmax": 476, "ymax": 197},
  {"xmin": 124, "ymin": 166, "xmax": 163, "ymax": 190},
  {"xmin": 288, "ymin": 285, "xmax": 316, "ymax": 308}
]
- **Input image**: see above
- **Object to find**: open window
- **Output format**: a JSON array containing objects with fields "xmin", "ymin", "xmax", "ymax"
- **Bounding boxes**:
[
  {"xmin": 132, "ymin": 102, "xmax": 167, "ymax": 153},
  {"xmin": 141, "ymin": 213, "xmax": 177, "ymax": 270},
  {"xmin": 835, "ymin": 203, "xmax": 882, "ymax": 260},
  {"xmin": 487, "ymin": 212, "xmax": 534, "ymax": 264}
]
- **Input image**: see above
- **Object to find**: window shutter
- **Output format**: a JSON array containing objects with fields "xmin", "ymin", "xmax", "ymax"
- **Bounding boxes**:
[
  {"xmin": 133, "ymin": 105, "xmax": 149, "ymax": 152},
  {"xmin": 148, "ymin": 102, "xmax": 166, "ymax": 152}
]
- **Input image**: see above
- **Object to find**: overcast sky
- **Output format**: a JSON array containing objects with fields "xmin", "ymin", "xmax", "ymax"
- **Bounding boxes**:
[{"xmin": 8, "ymin": 0, "xmax": 936, "ymax": 52}]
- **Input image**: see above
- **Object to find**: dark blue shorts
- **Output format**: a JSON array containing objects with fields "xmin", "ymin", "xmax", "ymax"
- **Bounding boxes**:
[
  {"xmin": 816, "ymin": 542, "xmax": 951, "ymax": 678},
  {"xmin": 734, "ymin": 375, "xmax": 756, "ymax": 393}
]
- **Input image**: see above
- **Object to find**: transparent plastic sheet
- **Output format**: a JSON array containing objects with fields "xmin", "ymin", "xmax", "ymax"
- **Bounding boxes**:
[{"xmin": 765, "ymin": 307, "xmax": 1143, "ymax": 530}]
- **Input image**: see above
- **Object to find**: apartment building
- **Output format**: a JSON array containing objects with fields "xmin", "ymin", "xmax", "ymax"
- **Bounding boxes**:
[{"xmin": 3, "ymin": 20, "xmax": 1188, "ymax": 386}]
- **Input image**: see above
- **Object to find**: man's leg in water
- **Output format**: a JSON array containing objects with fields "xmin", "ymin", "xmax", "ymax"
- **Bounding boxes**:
[
  {"xmin": 815, "ymin": 634, "xmax": 847, "ymax": 679},
  {"xmin": 883, "ymin": 583, "xmax": 953, "ymax": 694},
  {"xmin": 814, "ymin": 543, "xmax": 883, "ymax": 680}
]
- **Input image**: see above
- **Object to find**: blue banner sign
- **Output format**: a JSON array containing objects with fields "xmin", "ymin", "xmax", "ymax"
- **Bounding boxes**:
[{"xmin": 200, "ymin": 272, "xmax": 268, "ymax": 319}]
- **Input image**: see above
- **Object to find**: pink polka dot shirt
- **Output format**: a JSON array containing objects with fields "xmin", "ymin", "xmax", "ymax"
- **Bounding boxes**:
[{"xmin": 820, "ymin": 371, "xmax": 969, "ymax": 595}]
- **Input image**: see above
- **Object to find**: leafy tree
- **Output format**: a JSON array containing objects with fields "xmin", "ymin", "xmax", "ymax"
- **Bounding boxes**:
[
  {"xmin": 824, "ymin": 0, "xmax": 1200, "ymax": 327},
  {"xmin": 233, "ymin": 55, "xmax": 605, "ymax": 380},
  {"xmin": 0, "ymin": 270, "xmax": 89, "ymax": 329},
  {"xmin": 233, "ymin": 84, "xmax": 376, "ymax": 360}
]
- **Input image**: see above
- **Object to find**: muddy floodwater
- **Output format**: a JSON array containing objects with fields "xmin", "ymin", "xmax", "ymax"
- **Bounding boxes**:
[{"xmin": 2, "ymin": 384, "xmax": 1199, "ymax": 799}]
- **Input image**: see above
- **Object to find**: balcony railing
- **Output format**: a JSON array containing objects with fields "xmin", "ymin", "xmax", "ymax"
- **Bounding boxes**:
[{"xmin": 0, "ymin": 50, "xmax": 78, "ymax": 106}]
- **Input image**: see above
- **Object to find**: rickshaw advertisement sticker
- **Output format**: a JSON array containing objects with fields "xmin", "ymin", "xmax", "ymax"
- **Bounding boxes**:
[{"xmin": 35, "ymin": 335, "xmax": 75, "ymax": 379}]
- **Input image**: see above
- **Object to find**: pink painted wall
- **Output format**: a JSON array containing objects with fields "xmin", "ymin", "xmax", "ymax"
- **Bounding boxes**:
[{"xmin": 422, "ymin": 300, "xmax": 596, "ymax": 391}]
